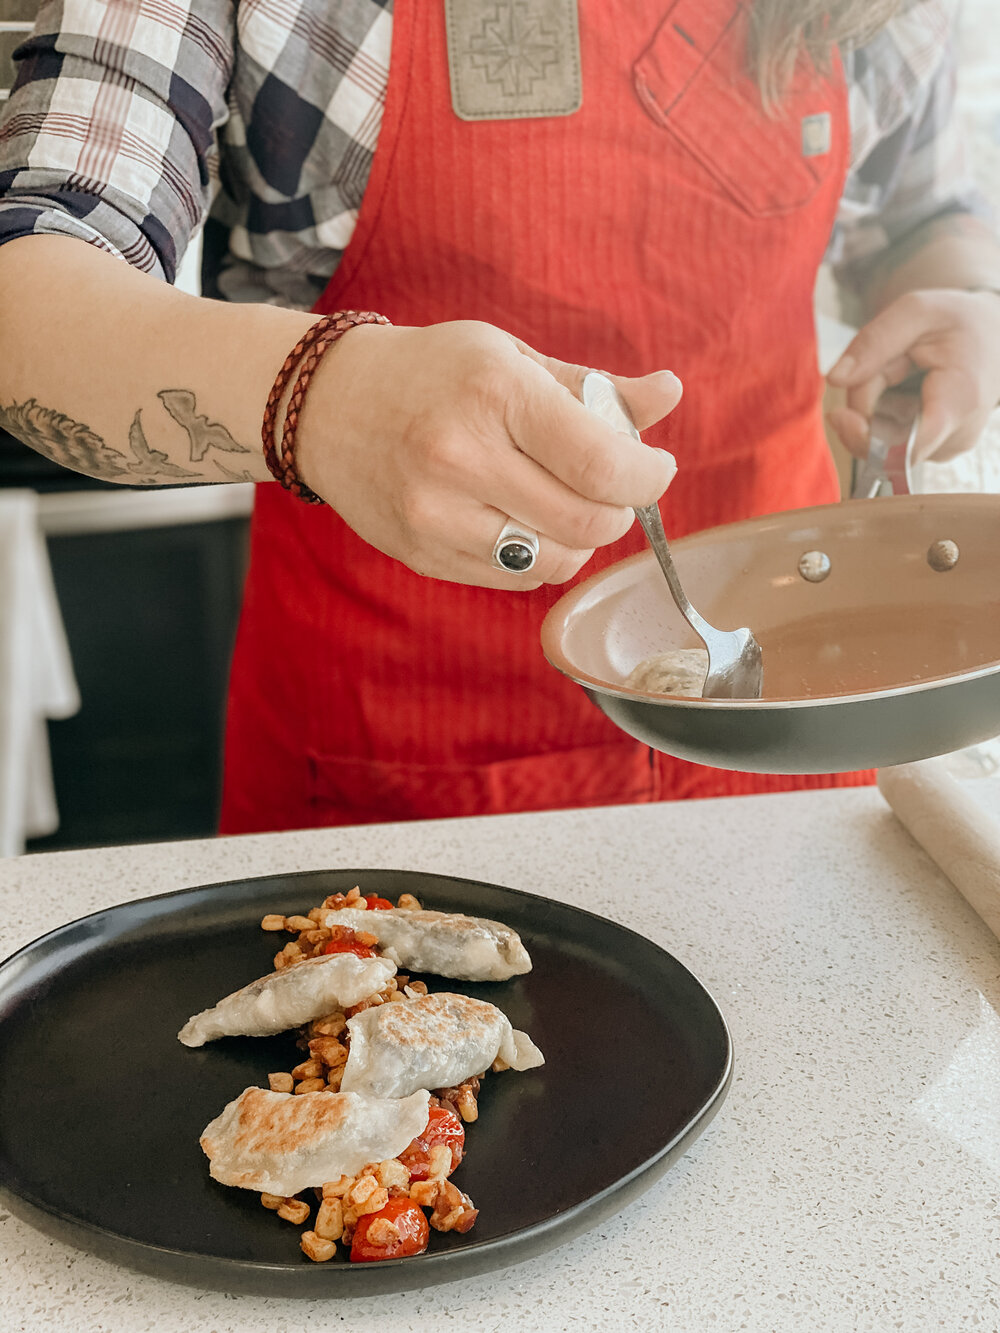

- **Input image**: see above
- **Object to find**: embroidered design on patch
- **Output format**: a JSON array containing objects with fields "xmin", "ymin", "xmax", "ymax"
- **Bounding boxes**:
[
  {"xmin": 801, "ymin": 113, "xmax": 832, "ymax": 157},
  {"xmin": 445, "ymin": 0, "xmax": 582, "ymax": 121}
]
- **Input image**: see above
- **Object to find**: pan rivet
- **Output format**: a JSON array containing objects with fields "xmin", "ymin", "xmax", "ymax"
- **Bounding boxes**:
[
  {"xmin": 798, "ymin": 550, "xmax": 831, "ymax": 583},
  {"xmin": 927, "ymin": 539, "xmax": 959, "ymax": 572}
]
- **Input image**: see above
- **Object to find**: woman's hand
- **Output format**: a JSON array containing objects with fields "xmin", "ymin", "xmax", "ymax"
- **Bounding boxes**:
[
  {"xmin": 826, "ymin": 289, "xmax": 1000, "ymax": 465},
  {"xmin": 294, "ymin": 319, "xmax": 682, "ymax": 589}
]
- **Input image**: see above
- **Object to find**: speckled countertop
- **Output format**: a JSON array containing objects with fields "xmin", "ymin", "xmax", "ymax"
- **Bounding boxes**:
[{"xmin": 1, "ymin": 785, "xmax": 998, "ymax": 1333}]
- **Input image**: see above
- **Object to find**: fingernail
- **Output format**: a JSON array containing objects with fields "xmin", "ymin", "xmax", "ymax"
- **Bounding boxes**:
[
  {"xmin": 825, "ymin": 410, "xmax": 868, "ymax": 445},
  {"xmin": 657, "ymin": 448, "xmax": 678, "ymax": 480},
  {"xmin": 829, "ymin": 354, "xmax": 855, "ymax": 382}
]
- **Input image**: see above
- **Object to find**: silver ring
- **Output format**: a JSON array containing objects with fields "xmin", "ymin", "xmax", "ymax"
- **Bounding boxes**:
[{"xmin": 491, "ymin": 520, "xmax": 539, "ymax": 574}]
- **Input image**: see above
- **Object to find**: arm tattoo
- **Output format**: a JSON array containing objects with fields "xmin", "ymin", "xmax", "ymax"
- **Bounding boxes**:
[
  {"xmin": 127, "ymin": 411, "xmax": 199, "ymax": 479},
  {"xmin": 158, "ymin": 389, "xmax": 251, "ymax": 461},
  {"xmin": 0, "ymin": 396, "xmax": 212, "ymax": 483},
  {"xmin": 0, "ymin": 398, "xmax": 132, "ymax": 479},
  {"xmin": 214, "ymin": 458, "xmax": 259, "ymax": 482}
]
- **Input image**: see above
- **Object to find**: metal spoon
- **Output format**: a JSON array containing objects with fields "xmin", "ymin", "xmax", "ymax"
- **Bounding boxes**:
[{"xmin": 581, "ymin": 371, "xmax": 764, "ymax": 700}]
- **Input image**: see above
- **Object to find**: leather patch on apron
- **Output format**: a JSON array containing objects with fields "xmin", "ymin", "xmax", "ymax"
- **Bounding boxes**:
[{"xmin": 445, "ymin": 0, "xmax": 582, "ymax": 121}]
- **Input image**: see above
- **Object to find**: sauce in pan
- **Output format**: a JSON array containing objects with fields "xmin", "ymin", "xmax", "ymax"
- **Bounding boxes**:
[{"xmin": 758, "ymin": 602, "xmax": 1000, "ymax": 700}]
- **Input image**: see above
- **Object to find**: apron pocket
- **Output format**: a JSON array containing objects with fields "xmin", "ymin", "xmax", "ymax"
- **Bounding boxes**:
[
  {"xmin": 633, "ymin": 0, "xmax": 837, "ymax": 217},
  {"xmin": 308, "ymin": 742, "xmax": 658, "ymax": 825}
]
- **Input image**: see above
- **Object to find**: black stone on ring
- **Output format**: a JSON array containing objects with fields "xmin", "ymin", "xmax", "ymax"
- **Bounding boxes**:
[
  {"xmin": 497, "ymin": 540, "xmax": 535, "ymax": 572},
  {"xmin": 491, "ymin": 521, "xmax": 540, "ymax": 574}
]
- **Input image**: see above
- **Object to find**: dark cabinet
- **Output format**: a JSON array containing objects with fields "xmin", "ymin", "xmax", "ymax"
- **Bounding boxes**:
[{"xmin": 27, "ymin": 514, "xmax": 249, "ymax": 851}]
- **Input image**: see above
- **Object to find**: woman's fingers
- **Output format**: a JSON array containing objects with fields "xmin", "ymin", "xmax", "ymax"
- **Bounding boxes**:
[
  {"xmin": 913, "ymin": 369, "xmax": 987, "ymax": 462},
  {"xmin": 405, "ymin": 498, "xmax": 597, "ymax": 588},
  {"xmin": 827, "ymin": 294, "xmax": 934, "ymax": 389},
  {"xmin": 478, "ymin": 449, "xmax": 639, "ymax": 551},
  {"xmin": 402, "ymin": 417, "xmax": 641, "ymax": 553},
  {"xmin": 827, "ymin": 290, "xmax": 1000, "ymax": 467},
  {"xmin": 841, "ymin": 354, "xmax": 915, "ymax": 420},
  {"xmin": 922, "ymin": 409, "xmax": 994, "ymax": 463},
  {"xmin": 824, "ymin": 405, "xmax": 870, "ymax": 458},
  {"xmin": 504, "ymin": 349, "xmax": 680, "ymax": 508},
  {"xmin": 517, "ymin": 339, "xmax": 684, "ymax": 431},
  {"xmin": 298, "ymin": 319, "xmax": 683, "ymax": 588},
  {"xmin": 829, "ymin": 372, "xmax": 987, "ymax": 466}
]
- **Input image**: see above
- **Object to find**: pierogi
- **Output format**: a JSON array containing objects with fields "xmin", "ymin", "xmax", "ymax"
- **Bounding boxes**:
[
  {"xmin": 340, "ymin": 991, "xmax": 544, "ymax": 1099},
  {"xmin": 178, "ymin": 951, "xmax": 396, "ymax": 1047},
  {"xmin": 200, "ymin": 1086, "xmax": 431, "ymax": 1195},
  {"xmin": 318, "ymin": 906, "xmax": 531, "ymax": 981}
]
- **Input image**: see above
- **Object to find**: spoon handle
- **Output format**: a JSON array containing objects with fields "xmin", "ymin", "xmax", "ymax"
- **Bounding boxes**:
[
  {"xmin": 580, "ymin": 370, "xmax": 763, "ymax": 700},
  {"xmin": 633, "ymin": 502, "xmax": 715, "ymax": 645},
  {"xmin": 581, "ymin": 371, "xmax": 714, "ymax": 646}
]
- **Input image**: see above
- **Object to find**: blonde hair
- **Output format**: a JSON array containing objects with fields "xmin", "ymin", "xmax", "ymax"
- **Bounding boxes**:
[{"xmin": 751, "ymin": 0, "xmax": 904, "ymax": 105}]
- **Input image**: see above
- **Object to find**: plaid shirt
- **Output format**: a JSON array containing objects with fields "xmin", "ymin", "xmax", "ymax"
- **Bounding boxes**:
[{"xmin": 0, "ymin": 0, "xmax": 986, "ymax": 309}]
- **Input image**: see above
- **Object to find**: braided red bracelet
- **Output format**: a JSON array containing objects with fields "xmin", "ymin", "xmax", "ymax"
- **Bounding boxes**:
[{"xmin": 262, "ymin": 310, "xmax": 391, "ymax": 504}]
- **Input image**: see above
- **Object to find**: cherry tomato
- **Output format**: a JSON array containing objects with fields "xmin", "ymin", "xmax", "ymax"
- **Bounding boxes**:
[
  {"xmin": 322, "ymin": 925, "xmax": 376, "ymax": 959},
  {"xmin": 364, "ymin": 895, "xmax": 394, "ymax": 911},
  {"xmin": 322, "ymin": 938, "xmax": 376, "ymax": 958},
  {"xmin": 350, "ymin": 1197, "xmax": 429, "ymax": 1262},
  {"xmin": 397, "ymin": 1105, "xmax": 465, "ymax": 1181}
]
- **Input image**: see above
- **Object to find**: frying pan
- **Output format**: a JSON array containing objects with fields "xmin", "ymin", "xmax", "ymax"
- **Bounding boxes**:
[{"xmin": 540, "ymin": 492, "xmax": 1000, "ymax": 774}]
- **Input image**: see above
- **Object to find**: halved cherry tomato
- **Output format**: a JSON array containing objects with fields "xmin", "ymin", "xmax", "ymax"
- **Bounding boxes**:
[
  {"xmin": 364, "ymin": 895, "xmax": 394, "ymax": 911},
  {"xmin": 322, "ymin": 925, "xmax": 376, "ymax": 959},
  {"xmin": 322, "ymin": 938, "xmax": 376, "ymax": 958},
  {"xmin": 397, "ymin": 1105, "xmax": 465, "ymax": 1181},
  {"xmin": 350, "ymin": 1196, "xmax": 429, "ymax": 1262}
]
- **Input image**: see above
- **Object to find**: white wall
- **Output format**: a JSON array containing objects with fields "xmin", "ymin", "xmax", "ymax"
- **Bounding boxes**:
[{"xmin": 175, "ymin": 231, "xmax": 203, "ymax": 298}]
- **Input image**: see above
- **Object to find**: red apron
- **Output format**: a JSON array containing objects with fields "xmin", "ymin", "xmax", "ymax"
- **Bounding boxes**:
[{"xmin": 221, "ymin": 0, "xmax": 872, "ymax": 835}]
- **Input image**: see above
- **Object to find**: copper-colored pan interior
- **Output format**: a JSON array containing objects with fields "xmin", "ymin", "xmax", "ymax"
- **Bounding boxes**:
[{"xmin": 544, "ymin": 495, "xmax": 1000, "ymax": 704}]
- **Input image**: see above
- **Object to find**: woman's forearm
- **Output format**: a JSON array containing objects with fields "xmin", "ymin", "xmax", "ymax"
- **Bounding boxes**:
[
  {"xmin": 861, "ymin": 212, "xmax": 1000, "ymax": 314},
  {"xmin": 0, "ymin": 235, "xmax": 315, "ymax": 485},
  {"xmin": 0, "ymin": 235, "xmax": 684, "ymax": 592}
]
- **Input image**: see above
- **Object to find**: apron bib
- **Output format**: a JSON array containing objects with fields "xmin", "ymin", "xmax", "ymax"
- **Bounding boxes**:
[{"xmin": 221, "ymin": 0, "xmax": 870, "ymax": 833}]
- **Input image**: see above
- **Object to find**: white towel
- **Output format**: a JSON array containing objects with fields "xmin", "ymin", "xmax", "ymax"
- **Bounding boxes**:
[
  {"xmin": 0, "ymin": 490, "xmax": 80, "ymax": 856},
  {"xmin": 877, "ymin": 758, "xmax": 1000, "ymax": 943}
]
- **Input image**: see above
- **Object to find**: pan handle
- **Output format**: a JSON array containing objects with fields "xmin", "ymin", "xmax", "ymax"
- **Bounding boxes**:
[{"xmin": 849, "ymin": 376, "xmax": 922, "ymax": 500}]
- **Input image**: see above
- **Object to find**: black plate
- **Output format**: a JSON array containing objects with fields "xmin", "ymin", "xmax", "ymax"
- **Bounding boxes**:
[{"xmin": 0, "ymin": 868, "xmax": 731, "ymax": 1297}]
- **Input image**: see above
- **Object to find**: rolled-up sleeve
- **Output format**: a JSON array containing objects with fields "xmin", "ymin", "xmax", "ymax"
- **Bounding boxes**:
[
  {"xmin": 0, "ymin": 0, "xmax": 234, "ymax": 282},
  {"xmin": 830, "ymin": 5, "xmax": 992, "ymax": 291}
]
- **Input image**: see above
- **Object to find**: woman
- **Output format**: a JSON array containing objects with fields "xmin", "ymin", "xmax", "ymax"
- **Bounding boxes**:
[{"xmin": 0, "ymin": 0, "xmax": 997, "ymax": 831}]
